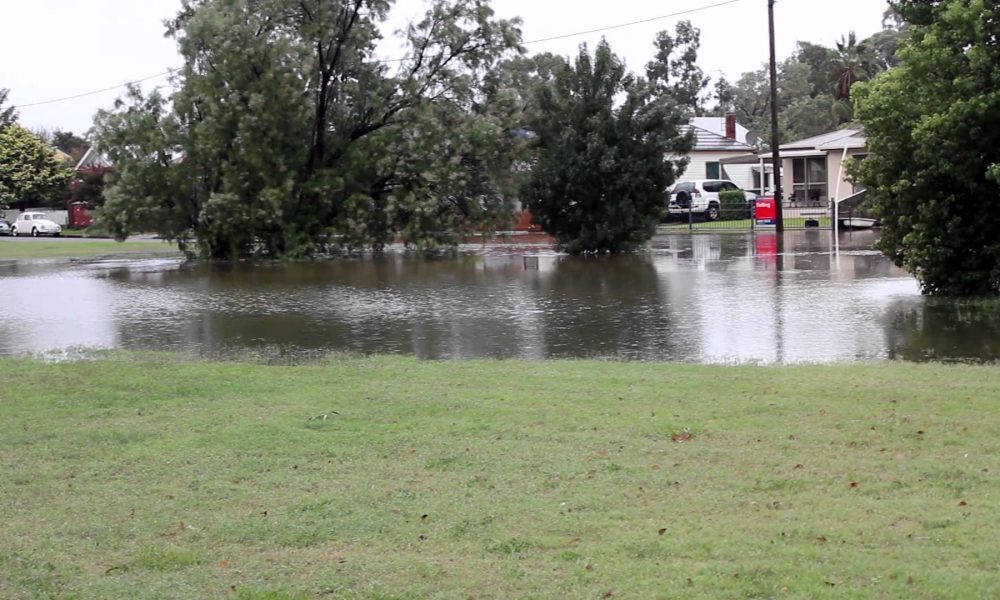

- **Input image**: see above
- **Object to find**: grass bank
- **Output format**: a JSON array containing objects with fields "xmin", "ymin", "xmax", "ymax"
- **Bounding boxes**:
[
  {"xmin": 0, "ymin": 238, "xmax": 180, "ymax": 260},
  {"xmin": 2, "ymin": 357, "xmax": 999, "ymax": 598}
]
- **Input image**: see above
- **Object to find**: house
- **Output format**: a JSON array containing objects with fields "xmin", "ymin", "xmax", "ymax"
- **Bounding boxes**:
[
  {"xmin": 763, "ymin": 126, "xmax": 867, "ymax": 206},
  {"xmin": 676, "ymin": 114, "xmax": 768, "ymax": 193},
  {"xmin": 75, "ymin": 146, "xmax": 112, "ymax": 171}
]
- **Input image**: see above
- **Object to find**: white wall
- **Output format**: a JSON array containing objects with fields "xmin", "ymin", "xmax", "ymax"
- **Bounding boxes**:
[{"xmin": 676, "ymin": 151, "xmax": 757, "ymax": 191}]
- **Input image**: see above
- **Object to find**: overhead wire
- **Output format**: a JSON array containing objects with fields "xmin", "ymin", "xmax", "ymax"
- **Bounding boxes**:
[{"xmin": 12, "ymin": 0, "xmax": 743, "ymax": 109}]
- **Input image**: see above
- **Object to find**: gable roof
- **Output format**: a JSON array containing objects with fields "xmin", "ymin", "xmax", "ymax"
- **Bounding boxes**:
[
  {"xmin": 75, "ymin": 146, "xmax": 112, "ymax": 170},
  {"xmin": 780, "ymin": 127, "xmax": 866, "ymax": 152},
  {"xmin": 683, "ymin": 117, "xmax": 756, "ymax": 152}
]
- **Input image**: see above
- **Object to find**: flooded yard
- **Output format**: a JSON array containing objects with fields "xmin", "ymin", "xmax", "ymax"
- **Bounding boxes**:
[{"xmin": 2, "ymin": 230, "xmax": 997, "ymax": 363}]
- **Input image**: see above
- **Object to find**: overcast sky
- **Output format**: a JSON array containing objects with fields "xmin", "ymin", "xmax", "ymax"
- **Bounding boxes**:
[{"xmin": 1, "ymin": 0, "xmax": 891, "ymax": 135}]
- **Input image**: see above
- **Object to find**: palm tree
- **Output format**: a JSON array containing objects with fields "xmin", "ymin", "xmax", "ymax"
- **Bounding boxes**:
[{"xmin": 832, "ymin": 32, "xmax": 871, "ymax": 100}]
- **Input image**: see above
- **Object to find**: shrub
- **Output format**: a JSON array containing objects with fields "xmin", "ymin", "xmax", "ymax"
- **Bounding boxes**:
[{"xmin": 718, "ymin": 189, "xmax": 748, "ymax": 221}]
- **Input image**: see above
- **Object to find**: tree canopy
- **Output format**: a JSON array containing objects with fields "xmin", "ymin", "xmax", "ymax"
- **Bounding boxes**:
[
  {"xmin": 95, "ymin": 0, "xmax": 524, "ymax": 259},
  {"xmin": 522, "ymin": 33, "xmax": 694, "ymax": 254},
  {"xmin": 710, "ymin": 10, "xmax": 904, "ymax": 146},
  {"xmin": 0, "ymin": 88, "xmax": 17, "ymax": 130},
  {"xmin": 853, "ymin": 0, "xmax": 1000, "ymax": 296},
  {"xmin": 0, "ymin": 125, "xmax": 73, "ymax": 210}
]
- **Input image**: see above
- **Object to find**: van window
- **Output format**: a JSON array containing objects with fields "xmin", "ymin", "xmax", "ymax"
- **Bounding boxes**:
[{"xmin": 702, "ymin": 181, "xmax": 722, "ymax": 193}]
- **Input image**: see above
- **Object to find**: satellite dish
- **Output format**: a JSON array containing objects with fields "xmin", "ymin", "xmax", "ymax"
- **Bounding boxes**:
[{"xmin": 745, "ymin": 131, "xmax": 760, "ymax": 147}]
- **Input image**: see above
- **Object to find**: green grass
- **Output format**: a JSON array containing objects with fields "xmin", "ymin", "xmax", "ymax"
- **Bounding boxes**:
[
  {"xmin": 2, "ymin": 356, "xmax": 1000, "ymax": 598},
  {"xmin": 0, "ymin": 238, "xmax": 180, "ymax": 259}
]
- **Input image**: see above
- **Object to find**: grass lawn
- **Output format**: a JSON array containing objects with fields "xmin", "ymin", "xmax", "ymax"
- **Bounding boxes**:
[
  {"xmin": 0, "ymin": 239, "xmax": 180, "ymax": 260},
  {"xmin": 2, "ymin": 356, "xmax": 999, "ymax": 598}
]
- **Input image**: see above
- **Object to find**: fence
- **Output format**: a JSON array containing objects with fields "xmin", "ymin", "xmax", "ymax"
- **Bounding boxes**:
[{"xmin": 658, "ymin": 199, "xmax": 833, "ymax": 232}]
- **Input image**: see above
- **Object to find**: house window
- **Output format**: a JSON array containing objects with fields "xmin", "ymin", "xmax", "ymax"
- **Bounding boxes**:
[
  {"xmin": 790, "ymin": 157, "xmax": 827, "ymax": 205},
  {"xmin": 706, "ymin": 162, "xmax": 721, "ymax": 179},
  {"xmin": 752, "ymin": 170, "xmax": 772, "ymax": 194}
]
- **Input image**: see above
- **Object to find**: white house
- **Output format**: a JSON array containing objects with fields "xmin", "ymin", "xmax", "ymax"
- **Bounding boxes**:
[{"xmin": 676, "ymin": 114, "xmax": 767, "ymax": 192}]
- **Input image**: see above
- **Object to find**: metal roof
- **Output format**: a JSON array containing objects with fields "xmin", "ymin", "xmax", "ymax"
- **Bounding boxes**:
[
  {"xmin": 780, "ymin": 127, "xmax": 866, "ymax": 151},
  {"xmin": 682, "ymin": 123, "xmax": 756, "ymax": 152}
]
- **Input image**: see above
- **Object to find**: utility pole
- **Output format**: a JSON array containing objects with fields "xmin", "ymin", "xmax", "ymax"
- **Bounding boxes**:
[{"xmin": 768, "ymin": 0, "xmax": 784, "ymax": 232}]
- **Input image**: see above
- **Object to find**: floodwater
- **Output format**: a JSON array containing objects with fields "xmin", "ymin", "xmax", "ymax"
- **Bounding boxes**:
[{"xmin": 2, "ymin": 230, "xmax": 998, "ymax": 363}]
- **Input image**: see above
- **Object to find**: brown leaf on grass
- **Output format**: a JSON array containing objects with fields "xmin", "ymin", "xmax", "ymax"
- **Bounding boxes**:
[
  {"xmin": 650, "ymin": 464, "xmax": 660, "ymax": 470},
  {"xmin": 671, "ymin": 432, "xmax": 695, "ymax": 443},
  {"xmin": 793, "ymin": 464, "xmax": 804, "ymax": 470},
  {"xmin": 849, "ymin": 482, "xmax": 859, "ymax": 488},
  {"xmin": 907, "ymin": 576, "xmax": 915, "ymax": 584},
  {"xmin": 658, "ymin": 528, "xmax": 667, "ymax": 536},
  {"xmin": 421, "ymin": 514, "xmax": 429, "ymax": 520},
  {"xmin": 217, "ymin": 559, "xmax": 230, "ymax": 568},
  {"xmin": 816, "ymin": 536, "xmax": 828, "ymax": 543},
  {"xmin": 958, "ymin": 501, "xmax": 968, "ymax": 507},
  {"xmin": 593, "ymin": 449, "xmax": 610, "ymax": 458},
  {"xmin": 586, "ymin": 564, "xmax": 595, "ymax": 571},
  {"xmin": 602, "ymin": 592, "xmax": 614, "ymax": 599},
  {"xmin": 166, "ymin": 521, "xmax": 188, "ymax": 539}
]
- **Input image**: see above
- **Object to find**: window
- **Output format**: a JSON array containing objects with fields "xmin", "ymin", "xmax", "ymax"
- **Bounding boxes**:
[
  {"xmin": 706, "ymin": 162, "xmax": 721, "ymax": 179},
  {"xmin": 790, "ymin": 157, "xmax": 828, "ymax": 205},
  {"xmin": 752, "ymin": 170, "xmax": 771, "ymax": 194}
]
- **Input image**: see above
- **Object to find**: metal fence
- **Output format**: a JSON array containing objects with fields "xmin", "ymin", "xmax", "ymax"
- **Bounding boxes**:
[{"xmin": 658, "ymin": 201, "xmax": 833, "ymax": 232}]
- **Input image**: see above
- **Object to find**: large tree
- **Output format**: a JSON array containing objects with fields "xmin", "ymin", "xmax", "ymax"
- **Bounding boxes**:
[
  {"xmin": 854, "ymin": 0, "xmax": 1000, "ymax": 295},
  {"xmin": 711, "ymin": 22, "xmax": 902, "ymax": 145},
  {"xmin": 94, "ymin": 0, "xmax": 522, "ymax": 259},
  {"xmin": 521, "ymin": 36, "xmax": 693, "ymax": 254},
  {"xmin": 0, "ymin": 125, "xmax": 73, "ymax": 210}
]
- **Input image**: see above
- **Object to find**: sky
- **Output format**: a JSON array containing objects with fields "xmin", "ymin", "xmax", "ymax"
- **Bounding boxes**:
[{"xmin": 1, "ymin": 0, "xmax": 892, "ymax": 135}]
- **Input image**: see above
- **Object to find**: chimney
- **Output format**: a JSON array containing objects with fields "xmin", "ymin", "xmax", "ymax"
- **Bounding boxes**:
[{"xmin": 725, "ymin": 112, "xmax": 737, "ymax": 140}]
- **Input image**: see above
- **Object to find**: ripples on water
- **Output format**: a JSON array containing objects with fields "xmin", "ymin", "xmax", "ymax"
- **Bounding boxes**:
[{"xmin": 2, "ymin": 231, "xmax": 998, "ymax": 363}]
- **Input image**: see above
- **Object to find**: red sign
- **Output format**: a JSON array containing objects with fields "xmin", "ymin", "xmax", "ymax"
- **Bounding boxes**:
[{"xmin": 755, "ymin": 196, "xmax": 777, "ymax": 226}]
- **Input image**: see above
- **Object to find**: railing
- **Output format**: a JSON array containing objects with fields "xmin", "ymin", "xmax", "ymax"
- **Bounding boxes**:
[{"xmin": 659, "ymin": 199, "xmax": 834, "ymax": 232}]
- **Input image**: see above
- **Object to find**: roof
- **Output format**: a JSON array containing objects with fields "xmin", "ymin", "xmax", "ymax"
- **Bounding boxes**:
[
  {"xmin": 780, "ymin": 127, "xmax": 866, "ymax": 152},
  {"xmin": 52, "ymin": 148, "xmax": 73, "ymax": 164},
  {"xmin": 75, "ymin": 146, "xmax": 112, "ymax": 170},
  {"xmin": 682, "ymin": 117, "xmax": 756, "ymax": 152}
]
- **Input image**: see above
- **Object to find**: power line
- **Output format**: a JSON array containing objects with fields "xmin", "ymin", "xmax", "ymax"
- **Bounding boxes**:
[
  {"xmin": 522, "ymin": 0, "xmax": 743, "ymax": 45},
  {"xmin": 13, "ymin": 0, "xmax": 743, "ymax": 109},
  {"xmin": 14, "ymin": 70, "xmax": 174, "ymax": 108}
]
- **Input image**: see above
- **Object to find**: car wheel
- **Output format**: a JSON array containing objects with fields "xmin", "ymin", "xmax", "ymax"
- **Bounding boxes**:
[
  {"xmin": 705, "ymin": 203, "xmax": 720, "ymax": 222},
  {"xmin": 53, "ymin": 232, "xmax": 61, "ymax": 238},
  {"xmin": 31, "ymin": 227, "xmax": 39, "ymax": 237},
  {"xmin": 10, "ymin": 227, "xmax": 17, "ymax": 237}
]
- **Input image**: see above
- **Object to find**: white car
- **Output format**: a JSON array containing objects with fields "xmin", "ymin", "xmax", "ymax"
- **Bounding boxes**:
[
  {"xmin": 10, "ymin": 212, "xmax": 62, "ymax": 237},
  {"xmin": 667, "ymin": 180, "xmax": 758, "ymax": 221}
]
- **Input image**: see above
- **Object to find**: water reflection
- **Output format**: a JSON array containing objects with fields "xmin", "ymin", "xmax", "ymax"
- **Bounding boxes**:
[{"xmin": 2, "ymin": 231, "xmax": 999, "ymax": 363}]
